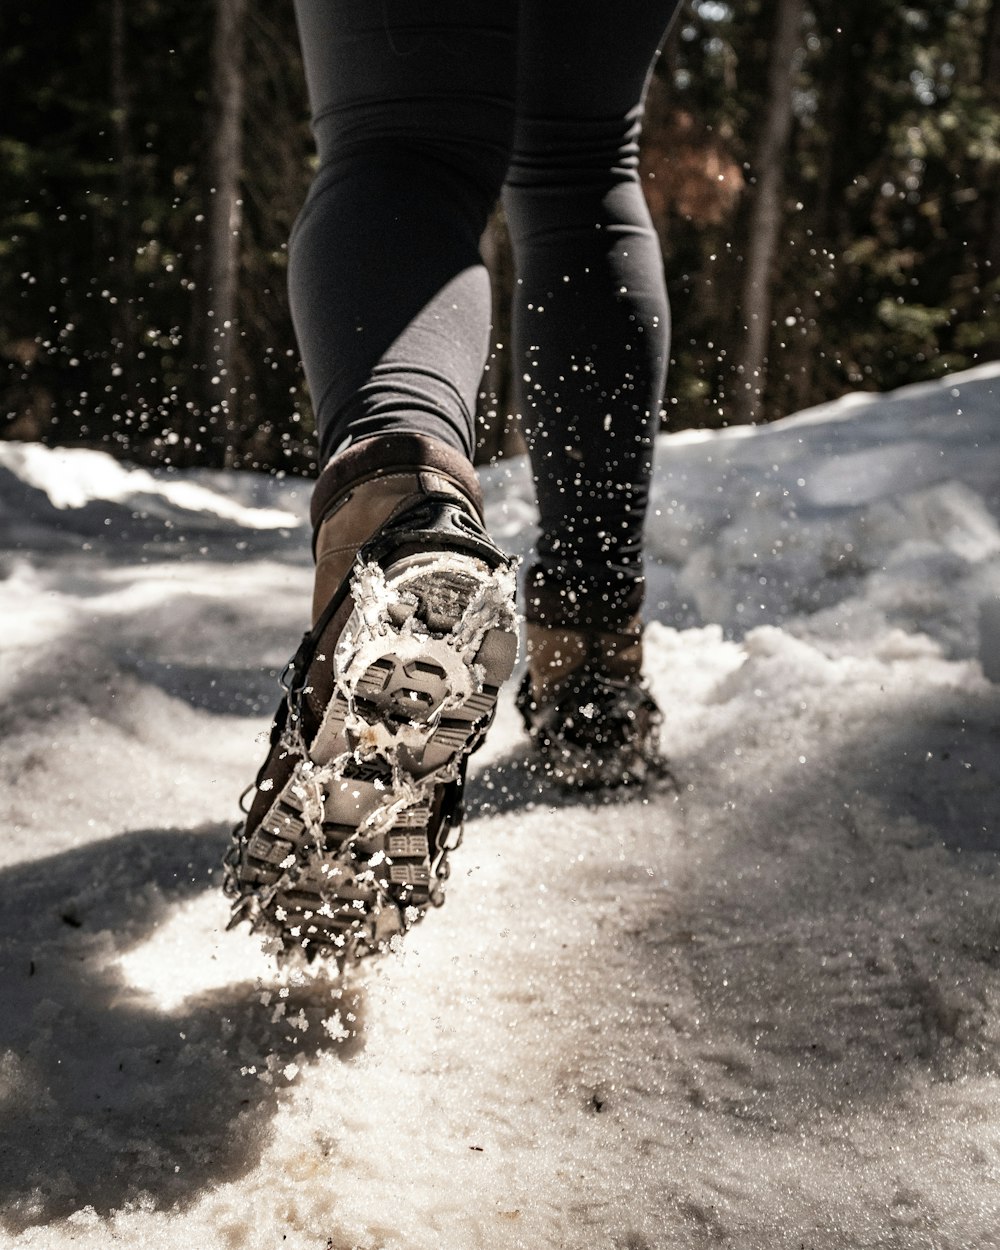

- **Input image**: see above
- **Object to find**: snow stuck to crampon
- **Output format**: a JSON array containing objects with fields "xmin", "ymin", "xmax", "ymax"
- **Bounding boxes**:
[{"xmin": 1, "ymin": 363, "xmax": 999, "ymax": 1249}]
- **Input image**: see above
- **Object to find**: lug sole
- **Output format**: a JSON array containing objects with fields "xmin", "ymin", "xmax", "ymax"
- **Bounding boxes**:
[{"xmin": 230, "ymin": 550, "xmax": 517, "ymax": 961}]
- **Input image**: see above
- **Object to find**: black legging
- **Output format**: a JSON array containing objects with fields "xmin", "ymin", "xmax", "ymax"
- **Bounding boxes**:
[{"xmin": 289, "ymin": 0, "xmax": 680, "ymax": 629}]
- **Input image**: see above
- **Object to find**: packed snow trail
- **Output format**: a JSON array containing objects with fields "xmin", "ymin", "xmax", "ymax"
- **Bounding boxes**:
[{"xmin": 0, "ymin": 365, "xmax": 999, "ymax": 1249}]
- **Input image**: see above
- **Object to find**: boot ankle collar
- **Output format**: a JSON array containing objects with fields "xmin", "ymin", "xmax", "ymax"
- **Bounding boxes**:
[{"xmin": 311, "ymin": 433, "xmax": 484, "ymax": 533}]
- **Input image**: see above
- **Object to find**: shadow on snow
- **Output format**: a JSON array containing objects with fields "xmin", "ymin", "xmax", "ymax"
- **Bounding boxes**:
[{"xmin": 0, "ymin": 826, "xmax": 363, "ymax": 1234}]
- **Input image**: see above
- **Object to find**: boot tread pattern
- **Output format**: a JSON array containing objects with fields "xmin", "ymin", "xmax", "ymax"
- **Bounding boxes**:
[{"xmin": 226, "ymin": 549, "xmax": 517, "ymax": 962}]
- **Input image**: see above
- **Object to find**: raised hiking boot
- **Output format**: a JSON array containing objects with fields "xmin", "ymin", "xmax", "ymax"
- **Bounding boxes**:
[
  {"xmin": 223, "ymin": 434, "xmax": 518, "ymax": 962},
  {"xmin": 516, "ymin": 618, "xmax": 664, "ymax": 790}
]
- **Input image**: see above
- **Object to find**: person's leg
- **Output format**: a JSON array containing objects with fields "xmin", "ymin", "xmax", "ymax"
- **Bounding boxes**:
[
  {"xmin": 227, "ymin": 3, "xmax": 520, "ymax": 958},
  {"xmin": 503, "ymin": 0, "xmax": 681, "ymax": 631},
  {"xmin": 504, "ymin": 1, "xmax": 682, "ymax": 786},
  {"xmin": 289, "ymin": 0, "xmax": 517, "ymax": 464}
]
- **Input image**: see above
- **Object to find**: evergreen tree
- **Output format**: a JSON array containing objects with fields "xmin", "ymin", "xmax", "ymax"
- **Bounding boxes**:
[{"xmin": 1, "ymin": 0, "xmax": 998, "ymax": 468}]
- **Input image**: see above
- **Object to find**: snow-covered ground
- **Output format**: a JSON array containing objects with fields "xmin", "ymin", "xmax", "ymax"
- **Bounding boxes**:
[{"xmin": 1, "ymin": 363, "xmax": 999, "ymax": 1249}]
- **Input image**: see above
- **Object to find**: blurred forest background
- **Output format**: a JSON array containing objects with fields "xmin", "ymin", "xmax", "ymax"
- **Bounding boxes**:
[{"xmin": 2, "ymin": 0, "xmax": 998, "ymax": 473}]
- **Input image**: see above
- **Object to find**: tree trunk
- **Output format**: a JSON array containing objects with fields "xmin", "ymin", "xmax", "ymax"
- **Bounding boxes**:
[
  {"xmin": 788, "ymin": 7, "xmax": 863, "ymax": 413},
  {"xmin": 205, "ymin": 0, "xmax": 248, "ymax": 467},
  {"xmin": 110, "ymin": 0, "xmax": 136, "ymax": 411},
  {"xmin": 734, "ymin": 0, "xmax": 803, "ymax": 423},
  {"xmin": 982, "ymin": 0, "xmax": 1000, "ymax": 285}
]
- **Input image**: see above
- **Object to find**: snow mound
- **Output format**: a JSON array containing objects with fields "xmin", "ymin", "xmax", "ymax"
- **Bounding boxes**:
[{"xmin": 0, "ymin": 441, "xmax": 308, "ymax": 553}]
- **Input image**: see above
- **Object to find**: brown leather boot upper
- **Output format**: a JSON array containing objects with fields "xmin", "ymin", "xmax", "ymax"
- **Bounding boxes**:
[
  {"xmin": 309, "ymin": 433, "xmax": 484, "ymax": 624},
  {"xmin": 525, "ymin": 618, "xmax": 644, "ymax": 703},
  {"xmin": 312, "ymin": 470, "xmax": 477, "ymax": 623}
]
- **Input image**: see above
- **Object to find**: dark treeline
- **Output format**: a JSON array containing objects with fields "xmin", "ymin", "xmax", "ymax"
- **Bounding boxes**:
[{"xmin": 2, "ymin": 0, "xmax": 998, "ymax": 474}]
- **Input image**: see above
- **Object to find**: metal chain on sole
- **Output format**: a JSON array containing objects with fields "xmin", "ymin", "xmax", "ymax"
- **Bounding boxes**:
[{"xmin": 226, "ymin": 552, "xmax": 517, "ymax": 962}]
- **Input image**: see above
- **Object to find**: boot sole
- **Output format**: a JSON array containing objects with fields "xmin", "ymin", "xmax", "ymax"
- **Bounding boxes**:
[{"xmin": 233, "ymin": 551, "xmax": 517, "ymax": 960}]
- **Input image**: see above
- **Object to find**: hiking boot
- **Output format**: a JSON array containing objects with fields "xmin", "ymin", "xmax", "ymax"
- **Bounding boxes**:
[
  {"xmin": 224, "ymin": 433, "xmax": 518, "ymax": 962},
  {"xmin": 516, "ymin": 617, "xmax": 664, "ymax": 789}
]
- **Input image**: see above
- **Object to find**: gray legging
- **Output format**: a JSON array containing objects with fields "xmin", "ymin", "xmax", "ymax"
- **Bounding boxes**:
[{"xmin": 290, "ymin": 0, "xmax": 681, "ymax": 630}]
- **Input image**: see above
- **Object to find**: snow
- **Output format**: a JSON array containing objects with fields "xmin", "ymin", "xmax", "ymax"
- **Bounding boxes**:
[{"xmin": 1, "ymin": 362, "xmax": 999, "ymax": 1248}]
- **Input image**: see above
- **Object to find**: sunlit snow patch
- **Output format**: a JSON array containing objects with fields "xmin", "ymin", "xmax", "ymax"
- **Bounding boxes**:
[
  {"xmin": 0, "ymin": 441, "xmax": 298, "ymax": 529},
  {"xmin": 115, "ymin": 894, "xmax": 276, "ymax": 1011}
]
